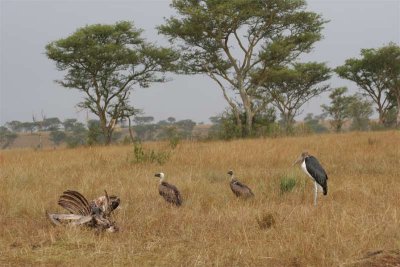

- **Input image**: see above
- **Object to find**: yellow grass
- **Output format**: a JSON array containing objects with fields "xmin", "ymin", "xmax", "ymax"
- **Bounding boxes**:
[{"xmin": 0, "ymin": 131, "xmax": 399, "ymax": 266}]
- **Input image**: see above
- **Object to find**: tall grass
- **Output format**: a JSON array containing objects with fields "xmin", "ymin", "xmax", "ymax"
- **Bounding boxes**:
[{"xmin": 0, "ymin": 131, "xmax": 399, "ymax": 266}]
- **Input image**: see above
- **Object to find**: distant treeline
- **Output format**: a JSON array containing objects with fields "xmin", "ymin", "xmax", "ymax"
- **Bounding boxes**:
[
  {"xmin": 0, "ymin": 117, "xmax": 197, "ymax": 149},
  {"xmin": 1, "ymin": 106, "xmax": 398, "ymax": 149}
]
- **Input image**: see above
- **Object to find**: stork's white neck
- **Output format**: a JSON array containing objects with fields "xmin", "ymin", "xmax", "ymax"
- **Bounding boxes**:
[{"xmin": 301, "ymin": 160, "xmax": 313, "ymax": 180}]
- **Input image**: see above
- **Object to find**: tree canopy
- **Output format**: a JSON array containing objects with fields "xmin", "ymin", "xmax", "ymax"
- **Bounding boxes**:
[
  {"xmin": 378, "ymin": 43, "xmax": 400, "ymax": 126},
  {"xmin": 260, "ymin": 62, "xmax": 331, "ymax": 133},
  {"xmin": 321, "ymin": 87, "xmax": 353, "ymax": 132},
  {"xmin": 335, "ymin": 43, "xmax": 400, "ymax": 125},
  {"xmin": 46, "ymin": 21, "xmax": 178, "ymax": 144},
  {"xmin": 159, "ymin": 0, "xmax": 326, "ymax": 136},
  {"xmin": 321, "ymin": 87, "xmax": 372, "ymax": 132}
]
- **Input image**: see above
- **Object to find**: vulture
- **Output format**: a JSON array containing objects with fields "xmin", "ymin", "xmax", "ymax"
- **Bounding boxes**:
[
  {"xmin": 155, "ymin": 172, "xmax": 182, "ymax": 206},
  {"xmin": 293, "ymin": 151, "xmax": 328, "ymax": 206},
  {"xmin": 228, "ymin": 170, "xmax": 254, "ymax": 199},
  {"xmin": 47, "ymin": 190, "xmax": 120, "ymax": 232}
]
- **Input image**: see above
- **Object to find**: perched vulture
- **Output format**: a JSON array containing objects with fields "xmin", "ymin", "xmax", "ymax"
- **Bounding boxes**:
[
  {"xmin": 228, "ymin": 170, "xmax": 254, "ymax": 199},
  {"xmin": 47, "ymin": 190, "xmax": 120, "ymax": 232},
  {"xmin": 154, "ymin": 172, "xmax": 182, "ymax": 206}
]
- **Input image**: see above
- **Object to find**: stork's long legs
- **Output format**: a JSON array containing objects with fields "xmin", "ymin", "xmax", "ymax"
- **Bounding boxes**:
[{"xmin": 314, "ymin": 181, "xmax": 318, "ymax": 206}]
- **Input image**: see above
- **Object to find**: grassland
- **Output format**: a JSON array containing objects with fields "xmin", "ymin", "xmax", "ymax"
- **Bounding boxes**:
[{"xmin": 0, "ymin": 131, "xmax": 399, "ymax": 266}]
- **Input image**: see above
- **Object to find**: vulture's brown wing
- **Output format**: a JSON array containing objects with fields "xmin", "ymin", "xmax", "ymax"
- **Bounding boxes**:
[
  {"xmin": 159, "ymin": 182, "xmax": 182, "ymax": 206},
  {"xmin": 230, "ymin": 180, "xmax": 254, "ymax": 198},
  {"xmin": 236, "ymin": 181, "xmax": 254, "ymax": 197},
  {"xmin": 58, "ymin": 190, "xmax": 92, "ymax": 216}
]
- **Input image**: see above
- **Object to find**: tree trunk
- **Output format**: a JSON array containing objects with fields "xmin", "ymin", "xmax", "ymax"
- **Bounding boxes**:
[
  {"xmin": 283, "ymin": 112, "xmax": 295, "ymax": 134},
  {"xmin": 104, "ymin": 130, "xmax": 112, "ymax": 145},
  {"xmin": 331, "ymin": 115, "xmax": 343, "ymax": 133},
  {"xmin": 231, "ymin": 107, "xmax": 243, "ymax": 137},
  {"xmin": 105, "ymin": 119, "xmax": 117, "ymax": 145},
  {"xmin": 244, "ymin": 109, "xmax": 253, "ymax": 137},
  {"xmin": 377, "ymin": 105, "xmax": 386, "ymax": 125},
  {"xmin": 396, "ymin": 94, "xmax": 400, "ymax": 127},
  {"xmin": 241, "ymin": 91, "xmax": 254, "ymax": 137},
  {"xmin": 38, "ymin": 132, "xmax": 42, "ymax": 149},
  {"xmin": 99, "ymin": 113, "xmax": 112, "ymax": 145},
  {"xmin": 128, "ymin": 117, "xmax": 135, "ymax": 143}
]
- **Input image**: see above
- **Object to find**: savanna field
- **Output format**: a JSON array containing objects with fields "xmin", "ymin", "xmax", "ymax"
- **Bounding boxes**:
[{"xmin": 1, "ymin": 131, "xmax": 399, "ymax": 266}]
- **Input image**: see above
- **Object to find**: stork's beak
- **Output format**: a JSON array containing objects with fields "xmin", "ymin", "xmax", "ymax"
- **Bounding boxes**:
[
  {"xmin": 292, "ymin": 156, "xmax": 302, "ymax": 166},
  {"xmin": 154, "ymin": 173, "xmax": 160, "ymax": 178}
]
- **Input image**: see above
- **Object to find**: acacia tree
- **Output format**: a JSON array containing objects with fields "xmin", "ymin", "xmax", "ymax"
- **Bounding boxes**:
[
  {"xmin": 335, "ymin": 43, "xmax": 400, "ymax": 125},
  {"xmin": 159, "ymin": 0, "xmax": 326, "ymax": 137},
  {"xmin": 380, "ymin": 44, "xmax": 400, "ymax": 126},
  {"xmin": 43, "ymin": 117, "xmax": 61, "ymax": 131},
  {"xmin": 49, "ymin": 130, "xmax": 66, "ymax": 146},
  {"xmin": 46, "ymin": 21, "xmax": 177, "ymax": 144},
  {"xmin": 347, "ymin": 94, "xmax": 373, "ymax": 131},
  {"xmin": 259, "ymin": 62, "xmax": 330, "ymax": 133},
  {"xmin": 63, "ymin": 119, "xmax": 78, "ymax": 132},
  {"xmin": 5, "ymin": 121, "xmax": 22, "ymax": 132},
  {"xmin": 321, "ymin": 87, "xmax": 353, "ymax": 132}
]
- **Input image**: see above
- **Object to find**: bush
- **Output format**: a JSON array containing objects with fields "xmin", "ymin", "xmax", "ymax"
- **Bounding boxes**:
[
  {"xmin": 369, "ymin": 121, "xmax": 387, "ymax": 131},
  {"xmin": 303, "ymin": 113, "xmax": 328, "ymax": 134},
  {"xmin": 132, "ymin": 142, "xmax": 170, "ymax": 165},
  {"xmin": 208, "ymin": 107, "xmax": 276, "ymax": 140},
  {"xmin": 65, "ymin": 136, "xmax": 84, "ymax": 148},
  {"xmin": 49, "ymin": 130, "xmax": 66, "ymax": 146},
  {"xmin": 0, "ymin": 126, "xmax": 17, "ymax": 149},
  {"xmin": 65, "ymin": 122, "xmax": 87, "ymax": 148},
  {"xmin": 280, "ymin": 176, "xmax": 297, "ymax": 194},
  {"xmin": 87, "ymin": 120, "xmax": 105, "ymax": 145},
  {"xmin": 122, "ymin": 136, "xmax": 132, "ymax": 145},
  {"xmin": 169, "ymin": 136, "xmax": 180, "ymax": 149}
]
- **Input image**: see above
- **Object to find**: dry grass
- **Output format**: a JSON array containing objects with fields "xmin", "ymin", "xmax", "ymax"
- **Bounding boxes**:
[{"xmin": 0, "ymin": 131, "xmax": 399, "ymax": 266}]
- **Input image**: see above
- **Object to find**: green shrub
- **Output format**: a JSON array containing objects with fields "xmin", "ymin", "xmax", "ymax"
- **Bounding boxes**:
[
  {"xmin": 132, "ymin": 142, "xmax": 170, "ymax": 165},
  {"xmin": 169, "ymin": 136, "xmax": 180, "ymax": 149},
  {"xmin": 49, "ymin": 130, "xmax": 66, "ymax": 146},
  {"xmin": 122, "ymin": 136, "xmax": 132, "ymax": 145},
  {"xmin": 280, "ymin": 176, "xmax": 297, "ymax": 194}
]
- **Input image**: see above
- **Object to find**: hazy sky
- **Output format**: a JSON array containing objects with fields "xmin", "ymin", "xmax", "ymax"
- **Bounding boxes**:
[{"xmin": 1, "ymin": 0, "xmax": 399, "ymax": 125}]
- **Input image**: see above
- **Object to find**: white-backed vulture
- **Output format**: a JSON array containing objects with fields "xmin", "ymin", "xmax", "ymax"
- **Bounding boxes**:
[
  {"xmin": 228, "ymin": 170, "xmax": 254, "ymax": 199},
  {"xmin": 155, "ymin": 172, "xmax": 182, "ymax": 206}
]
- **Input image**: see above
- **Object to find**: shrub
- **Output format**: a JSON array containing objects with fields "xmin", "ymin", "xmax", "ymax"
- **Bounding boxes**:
[
  {"xmin": 0, "ymin": 126, "xmax": 17, "ymax": 149},
  {"xmin": 169, "ymin": 136, "xmax": 180, "ymax": 149},
  {"xmin": 132, "ymin": 142, "xmax": 170, "ymax": 165},
  {"xmin": 280, "ymin": 176, "xmax": 297, "ymax": 194},
  {"xmin": 49, "ymin": 130, "xmax": 66, "ymax": 146},
  {"xmin": 87, "ymin": 120, "xmax": 105, "ymax": 145},
  {"xmin": 122, "ymin": 136, "xmax": 131, "ymax": 145}
]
